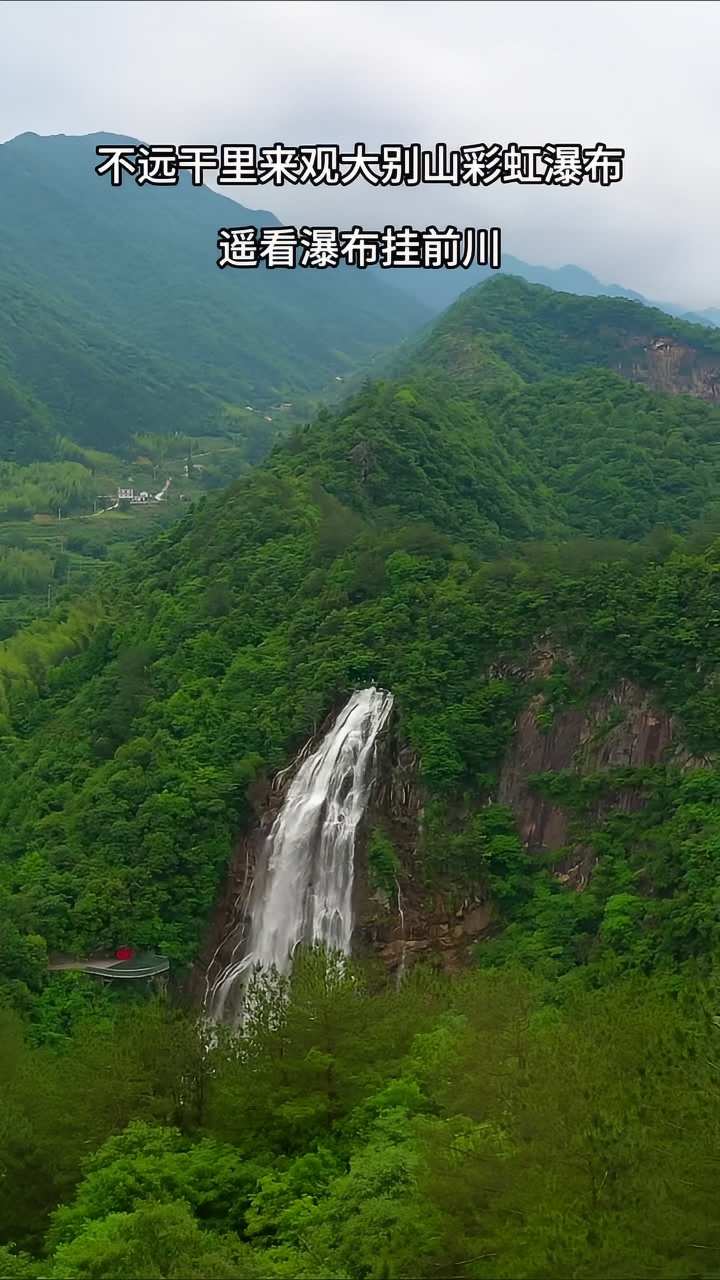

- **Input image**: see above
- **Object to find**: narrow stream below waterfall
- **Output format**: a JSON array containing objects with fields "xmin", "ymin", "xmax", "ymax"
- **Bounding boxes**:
[{"xmin": 204, "ymin": 686, "xmax": 393, "ymax": 1025}]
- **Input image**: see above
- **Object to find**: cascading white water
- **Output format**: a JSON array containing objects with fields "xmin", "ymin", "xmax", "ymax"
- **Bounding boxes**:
[{"xmin": 205, "ymin": 686, "xmax": 393, "ymax": 1025}]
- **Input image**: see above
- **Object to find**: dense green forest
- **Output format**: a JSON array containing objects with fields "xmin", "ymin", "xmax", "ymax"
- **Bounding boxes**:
[
  {"xmin": 399, "ymin": 273, "xmax": 720, "ymax": 388},
  {"xmin": 0, "ymin": 427, "xmax": 271, "ymax": 643},
  {"xmin": 0, "ymin": 132, "xmax": 430, "ymax": 456},
  {"xmin": 2, "ymin": 960, "xmax": 718, "ymax": 1278},
  {"xmin": 1, "ymin": 277, "xmax": 720, "ymax": 1277}
]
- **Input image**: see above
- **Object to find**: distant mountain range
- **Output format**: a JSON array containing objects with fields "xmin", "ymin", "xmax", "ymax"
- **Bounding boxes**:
[
  {"xmin": 0, "ymin": 129, "xmax": 717, "ymax": 465},
  {"xmin": 384, "ymin": 254, "xmax": 719, "ymax": 328}
]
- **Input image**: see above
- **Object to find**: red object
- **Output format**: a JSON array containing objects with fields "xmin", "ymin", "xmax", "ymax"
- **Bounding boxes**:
[{"xmin": 116, "ymin": 948, "xmax": 134, "ymax": 961}]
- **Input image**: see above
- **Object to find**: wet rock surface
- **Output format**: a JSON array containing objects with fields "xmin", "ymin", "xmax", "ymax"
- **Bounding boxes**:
[
  {"xmin": 186, "ymin": 698, "xmax": 352, "ymax": 1006},
  {"xmin": 498, "ymin": 678, "xmax": 707, "ymax": 854}
]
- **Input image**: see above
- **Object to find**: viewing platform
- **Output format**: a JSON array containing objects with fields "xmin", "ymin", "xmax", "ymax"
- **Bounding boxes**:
[{"xmin": 48, "ymin": 951, "xmax": 170, "ymax": 980}]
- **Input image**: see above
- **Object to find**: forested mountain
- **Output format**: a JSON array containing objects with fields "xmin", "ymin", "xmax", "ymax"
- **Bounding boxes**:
[
  {"xmin": 278, "ymin": 366, "xmax": 720, "ymax": 543},
  {"xmin": 0, "ymin": 132, "xmax": 431, "ymax": 456},
  {"xmin": 0, "ymin": 130, "xmax": 437, "ymax": 633},
  {"xmin": 399, "ymin": 273, "xmax": 720, "ymax": 396},
  {"xmin": 0, "ymin": 274, "xmax": 224, "ymax": 457},
  {"xmin": 2, "ymin": 278, "xmax": 720, "ymax": 1277}
]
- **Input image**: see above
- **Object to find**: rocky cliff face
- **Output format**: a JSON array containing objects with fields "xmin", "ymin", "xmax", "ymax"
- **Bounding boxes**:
[
  {"xmin": 496, "ymin": 677, "xmax": 709, "ymax": 890},
  {"xmin": 191, "ymin": 677, "xmax": 710, "ymax": 1002},
  {"xmin": 620, "ymin": 335, "xmax": 720, "ymax": 401},
  {"xmin": 189, "ymin": 703, "xmax": 486, "ymax": 999},
  {"xmin": 352, "ymin": 734, "xmax": 495, "ymax": 977},
  {"xmin": 356, "ymin": 677, "xmax": 711, "ymax": 970},
  {"xmin": 498, "ymin": 679, "xmax": 694, "ymax": 849}
]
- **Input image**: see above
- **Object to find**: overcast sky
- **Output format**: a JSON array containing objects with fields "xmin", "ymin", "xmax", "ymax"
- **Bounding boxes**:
[{"xmin": 1, "ymin": 0, "xmax": 718, "ymax": 308}]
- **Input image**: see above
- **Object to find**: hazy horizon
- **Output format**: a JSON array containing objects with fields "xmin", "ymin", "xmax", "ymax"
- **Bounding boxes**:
[{"xmin": 1, "ymin": 1, "xmax": 719, "ymax": 310}]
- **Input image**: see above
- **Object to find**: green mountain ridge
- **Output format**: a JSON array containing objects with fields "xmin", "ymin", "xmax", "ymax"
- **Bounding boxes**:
[
  {"xmin": 284, "ymin": 278, "xmax": 720, "ymax": 546},
  {"xmin": 2, "ymin": 275, "xmax": 720, "ymax": 1278},
  {"xmin": 398, "ymin": 273, "xmax": 720, "ymax": 390},
  {"xmin": 0, "ymin": 271, "xmax": 221, "ymax": 454},
  {"xmin": 0, "ymin": 277, "xmax": 719, "ymax": 967},
  {"xmin": 0, "ymin": 131, "xmax": 432, "ymax": 456}
]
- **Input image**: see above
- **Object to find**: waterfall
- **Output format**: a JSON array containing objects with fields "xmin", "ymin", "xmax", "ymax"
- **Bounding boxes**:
[{"xmin": 205, "ymin": 686, "xmax": 393, "ymax": 1025}]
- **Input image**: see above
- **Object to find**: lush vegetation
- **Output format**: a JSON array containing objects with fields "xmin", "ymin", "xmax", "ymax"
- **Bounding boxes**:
[
  {"xmin": 1, "ymin": 956, "xmax": 718, "ymax": 1279},
  {"xmin": 2, "ymin": 408, "xmax": 718, "ymax": 978},
  {"xmin": 400, "ymin": 273, "xmax": 720, "ymax": 388},
  {"xmin": 0, "ymin": 430, "xmax": 274, "ymax": 642},
  {"xmin": 1, "ymin": 276, "xmax": 720, "ymax": 1276},
  {"xmin": 0, "ymin": 132, "xmax": 430, "ymax": 459}
]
